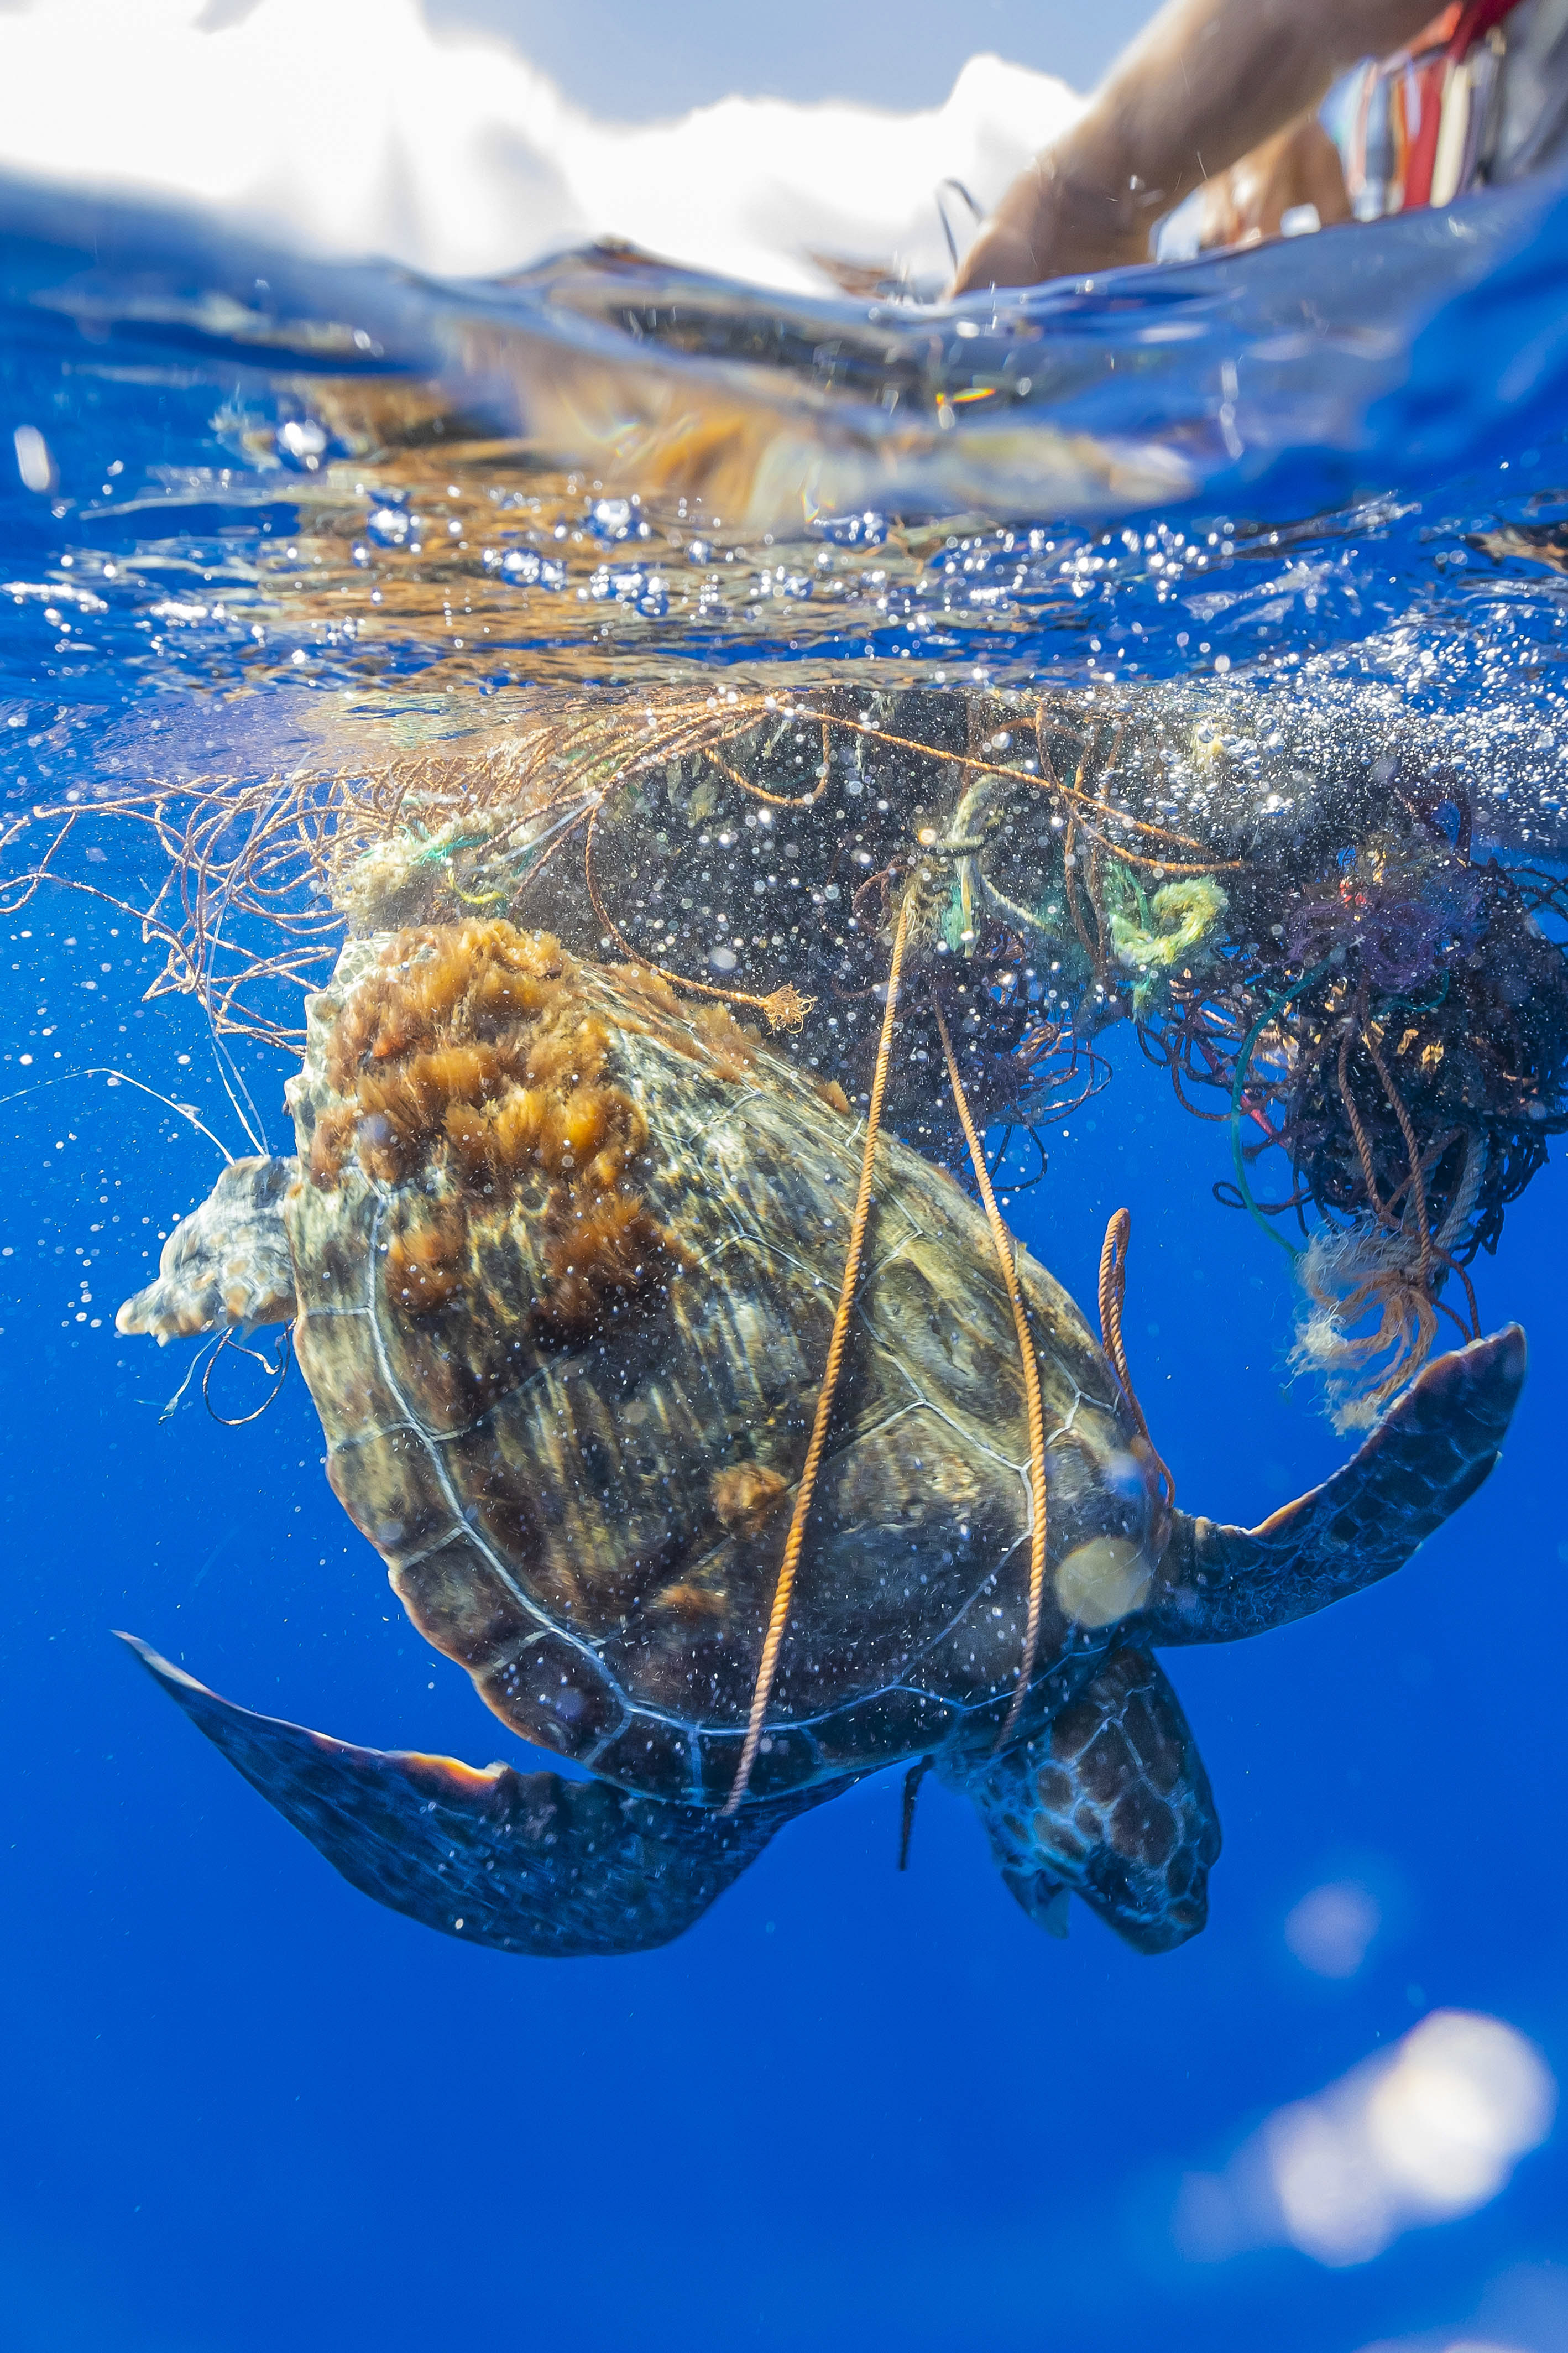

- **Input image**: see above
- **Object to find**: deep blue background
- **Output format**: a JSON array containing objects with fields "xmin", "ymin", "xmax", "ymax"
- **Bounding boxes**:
[{"xmin": 0, "ymin": 884, "xmax": 1561, "ymax": 2353}]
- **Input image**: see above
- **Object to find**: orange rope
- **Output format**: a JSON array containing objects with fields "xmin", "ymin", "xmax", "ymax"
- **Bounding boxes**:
[
  {"xmin": 1361, "ymin": 1025, "xmax": 1433, "ymax": 1294},
  {"xmin": 1337, "ymin": 1030, "xmax": 1393, "ymax": 1230},
  {"xmin": 723, "ymin": 891, "xmax": 911, "ymax": 1814},
  {"xmin": 703, "ymin": 735, "xmax": 830, "ymax": 810},
  {"xmin": 933, "ymin": 999, "xmax": 1049, "ymax": 1752},
  {"xmin": 834, "ymin": 713, "xmax": 1214, "ymax": 852},
  {"xmin": 1350, "ymin": 1027, "xmax": 1482, "ymax": 1343},
  {"xmin": 1097, "ymin": 1209, "xmax": 1174, "ymax": 1507}
]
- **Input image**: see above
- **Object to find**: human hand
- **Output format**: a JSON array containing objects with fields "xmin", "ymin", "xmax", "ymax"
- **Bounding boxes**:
[
  {"xmin": 1195, "ymin": 112, "xmax": 1352, "ymax": 251},
  {"xmin": 948, "ymin": 156, "xmax": 1156, "ymax": 295}
]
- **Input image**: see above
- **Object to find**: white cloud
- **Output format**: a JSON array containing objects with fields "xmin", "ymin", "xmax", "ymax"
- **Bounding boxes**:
[{"xmin": 0, "ymin": 0, "xmax": 1080, "ymax": 291}]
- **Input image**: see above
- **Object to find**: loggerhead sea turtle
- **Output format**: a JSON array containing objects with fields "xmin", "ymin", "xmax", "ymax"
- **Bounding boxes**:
[{"xmin": 117, "ymin": 919, "xmax": 1524, "ymax": 1958}]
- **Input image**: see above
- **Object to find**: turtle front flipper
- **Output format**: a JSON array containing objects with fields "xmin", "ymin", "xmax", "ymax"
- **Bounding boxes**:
[
  {"xmin": 955, "ymin": 1647, "xmax": 1220, "ymax": 1953},
  {"xmin": 118, "ymin": 1635, "xmax": 789, "ymax": 1957},
  {"xmin": 1148, "ymin": 1325, "xmax": 1526, "ymax": 1646},
  {"xmin": 116, "ymin": 1155, "xmax": 298, "ymax": 1342}
]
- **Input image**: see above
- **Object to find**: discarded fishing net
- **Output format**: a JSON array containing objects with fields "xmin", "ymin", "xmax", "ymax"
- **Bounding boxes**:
[
  {"xmin": 6, "ymin": 681, "xmax": 1565, "ymax": 1425},
  {"xmin": 1134, "ymin": 818, "xmax": 1568, "ymax": 1426}
]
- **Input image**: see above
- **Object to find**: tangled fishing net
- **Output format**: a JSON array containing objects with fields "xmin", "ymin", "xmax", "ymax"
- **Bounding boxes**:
[{"xmin": 6, "ymin": 682, "xmax": 1566, "ymax": 1429}]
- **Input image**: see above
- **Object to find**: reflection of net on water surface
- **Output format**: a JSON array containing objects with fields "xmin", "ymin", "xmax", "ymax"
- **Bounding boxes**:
[{"xmin": 6, "ymin": 682, "xmax": 1568, "ymax": 1425}]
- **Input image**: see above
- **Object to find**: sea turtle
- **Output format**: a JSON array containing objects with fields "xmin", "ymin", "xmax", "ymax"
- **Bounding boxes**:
[{"xmin": 117, "ymin": 918, "xmax": 1524, "ymax": 1958}]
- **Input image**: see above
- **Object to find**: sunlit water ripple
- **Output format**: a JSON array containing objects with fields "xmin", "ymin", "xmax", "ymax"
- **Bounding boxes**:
[{"xmin": 3, "ymin": 164, "xmax": 1568, "ymax": 816}]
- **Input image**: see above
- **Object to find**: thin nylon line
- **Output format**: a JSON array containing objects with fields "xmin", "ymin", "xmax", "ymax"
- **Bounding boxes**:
[
  {"xmin": 0, "ymin": 1066, "xmax": 236, "ymax": 1163},
  {"xmin": 933, "ymin": 998, "xmax": 1048, "ymax": 1754},
  {"xmin": 202, "ymin": 1322, "xmax": 294, "ymax": 1426},
  {"xmin": 584, "ymin": 804, "xmax": 812, "ymax": 1031},
  {"xmin": 723, "ymin": 892, "xmax": 911, "ymax": 1815},
  {"xmin": 1227, "ymin": 963, "xmax": 1335, "ymax": 1260}
]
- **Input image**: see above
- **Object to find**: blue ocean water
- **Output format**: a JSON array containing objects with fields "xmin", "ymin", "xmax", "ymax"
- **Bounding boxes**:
[{"xmin": 1, "ymin": 165, "xmax": 1566, "ymax": 2353}]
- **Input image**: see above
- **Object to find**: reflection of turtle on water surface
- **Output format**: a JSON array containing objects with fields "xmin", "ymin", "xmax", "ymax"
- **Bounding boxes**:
[{"xmin": 118, "ymin": 919, "xmax": 1524, "ymax": 1958}]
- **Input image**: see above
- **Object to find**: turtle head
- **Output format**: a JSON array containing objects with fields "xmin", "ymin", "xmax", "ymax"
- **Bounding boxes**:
[{"xmin": 116, "ymin": 1154, "xmax": 299, "ymax": 1343}]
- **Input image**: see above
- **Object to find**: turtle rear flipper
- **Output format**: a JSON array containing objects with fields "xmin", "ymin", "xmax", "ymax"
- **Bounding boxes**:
[
  {"xmin": 119, "ymin": 1636, "xmax": 786, "ymax": 1957},
  {"xmin": 1150, "ymin": 1325, "xmax": 1526, "ymax": 1646},
  {"xmin": 958, "ymin": 1646, "xmax": 1221, "ymax": 1953},
  {"xmin": 116, "ymin": 1155, "xmax": 297, "ymax": 1342}
]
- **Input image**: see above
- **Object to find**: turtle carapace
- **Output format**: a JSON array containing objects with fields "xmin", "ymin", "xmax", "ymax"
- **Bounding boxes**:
[{"xmin": 117, "ymin": 921, "xmax": 1525, "ymax": 1958}]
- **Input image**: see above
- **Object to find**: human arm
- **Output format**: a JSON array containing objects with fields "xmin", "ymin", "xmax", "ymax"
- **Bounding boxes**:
[{"xmin": 950, "ymin": 0, "xmax": 1442, "ymax": 291}]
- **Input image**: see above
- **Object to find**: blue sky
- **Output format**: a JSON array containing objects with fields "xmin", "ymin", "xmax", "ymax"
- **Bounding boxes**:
[{"xmin": 429, "ymin": 0, "xmax": 1161, "ymax": 117}]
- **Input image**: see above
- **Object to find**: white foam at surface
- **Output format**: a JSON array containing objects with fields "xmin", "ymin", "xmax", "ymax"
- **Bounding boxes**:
[{"xmin": 0, "ymin": 0, "xmax": 1081, "ymax": 291}]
